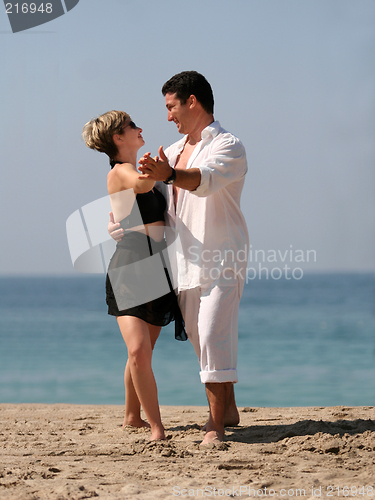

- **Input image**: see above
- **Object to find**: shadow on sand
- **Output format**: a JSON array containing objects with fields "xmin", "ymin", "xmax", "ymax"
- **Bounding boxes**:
[{"xmin": 225, "ymin": 418, "xmax": 375, "ymax": 444}]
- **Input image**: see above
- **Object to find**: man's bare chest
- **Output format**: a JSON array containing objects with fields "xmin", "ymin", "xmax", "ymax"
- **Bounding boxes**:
[{"xmin": 175, "ymin": 143, "xmax": 196, "ymax": 170}]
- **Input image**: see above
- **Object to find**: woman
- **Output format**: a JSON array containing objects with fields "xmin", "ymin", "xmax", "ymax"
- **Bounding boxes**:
[{"xmin": 82, "ymin": 110, "xmax": 185, "ymax": 441}]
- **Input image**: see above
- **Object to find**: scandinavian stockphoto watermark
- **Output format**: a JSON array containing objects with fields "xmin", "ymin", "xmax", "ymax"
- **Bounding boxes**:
[
  {"xmin": 188, "ymin": 244, "xmax": 317, "ymax": 282},
  {"xmin": 66, "ymin": 192, "xmax": 317, "ymax": 310},
  {"xmin": 247, "ymin": 244, "xmax": 317, "ymax": 281},
  {"xmin": 3, "ymin": 0, "xmax": 79, "ymax": 33}
]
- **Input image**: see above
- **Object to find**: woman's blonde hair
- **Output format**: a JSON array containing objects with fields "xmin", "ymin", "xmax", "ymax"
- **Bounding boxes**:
[{"xmin": 82, "ymin": 110, "xmax": 130, "ymax": 160}]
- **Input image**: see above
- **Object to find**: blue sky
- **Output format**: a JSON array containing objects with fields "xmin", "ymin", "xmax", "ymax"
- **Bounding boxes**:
[{"xmin": 0, "ymin": 0, "xmax": 374, "ymax": 274}]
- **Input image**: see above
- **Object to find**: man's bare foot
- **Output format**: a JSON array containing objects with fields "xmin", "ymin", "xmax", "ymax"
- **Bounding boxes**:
[
  {"xmin": 201, "ymin": 415, "xmax": 214, "ymax": 432},
  {"xmin": 200, "ymin": 430, "xmax": 223, "ymax": 445},
  {"xmin": 224, "ymin": 405, "xmax": 240, "ymax": 427},
  {"xmin": 202, "ymin": 408, "xmax": 240, "ymax": 431},
  {"xmin": 122, "ymin": 416, "xmax": 151, "ymax": 429}
]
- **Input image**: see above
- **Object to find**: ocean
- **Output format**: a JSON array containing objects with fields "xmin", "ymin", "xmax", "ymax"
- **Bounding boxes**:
[{"xmin": 0, "ymin": 273, "xmax": 374, "ymax": 408}]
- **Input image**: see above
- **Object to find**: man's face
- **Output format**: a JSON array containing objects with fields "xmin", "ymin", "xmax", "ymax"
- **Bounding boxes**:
[{"xmin": 165, "ymin": 92, "xmax": 192, "ymax": 135}]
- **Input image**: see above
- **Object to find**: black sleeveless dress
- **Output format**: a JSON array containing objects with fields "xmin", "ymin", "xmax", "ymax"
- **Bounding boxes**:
[{"xmin": 106, "ymin": 161, "xmax": 187, "ymax": 341}]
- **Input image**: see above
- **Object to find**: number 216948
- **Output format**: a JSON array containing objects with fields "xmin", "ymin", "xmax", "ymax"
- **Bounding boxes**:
[{"xmin": 5, "ymin": 3, "xmax": 53, "ymax": 14}]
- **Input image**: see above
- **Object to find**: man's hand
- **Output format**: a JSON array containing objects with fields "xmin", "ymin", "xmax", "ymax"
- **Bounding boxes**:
[
  {"xmin": 108, "ymin": 211, "xmax": 124, "ymax": 242},
  {"xmin": 138, "ymin": 146, "xmax": 173, "ymax": 181}
]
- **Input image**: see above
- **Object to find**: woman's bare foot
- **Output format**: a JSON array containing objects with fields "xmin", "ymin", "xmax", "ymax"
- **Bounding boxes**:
[
  {"xmin": 150, "ymin": 426, "xmax": 166, "ymax": 441},
  {"xmin": 200, "ymin": 430, "xmax": 223, "ymax": 445},
  {"xmin": 122, "ymin": 415, "xmax": 151, "ymax": 429}
]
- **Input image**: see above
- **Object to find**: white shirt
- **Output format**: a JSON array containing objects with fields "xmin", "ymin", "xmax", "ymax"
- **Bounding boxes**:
[{"xmin": 160, "ymin": 121, "xmax": 249, "ymax": 292}]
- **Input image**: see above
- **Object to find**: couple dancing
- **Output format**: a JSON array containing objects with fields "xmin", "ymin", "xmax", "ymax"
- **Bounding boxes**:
[{"xmin": 82, "ymin": 71, "xmax": 249, "ymax": 445}]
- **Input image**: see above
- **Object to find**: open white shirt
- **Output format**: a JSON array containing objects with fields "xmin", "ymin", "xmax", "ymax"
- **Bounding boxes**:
[{"xmin": 160, "ymin": 121, "xmax": 249, "ymax": 292}]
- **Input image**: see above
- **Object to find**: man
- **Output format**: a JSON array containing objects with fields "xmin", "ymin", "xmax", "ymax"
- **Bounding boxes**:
[{"xmin": 111, "ymin": 71, "xmax": 248, "ymax": 444}]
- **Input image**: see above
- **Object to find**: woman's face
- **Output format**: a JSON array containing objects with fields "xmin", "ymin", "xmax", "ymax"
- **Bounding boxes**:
[{"xmin": 120, "ymin": 120, "xmax": 145, "ymax": 150}]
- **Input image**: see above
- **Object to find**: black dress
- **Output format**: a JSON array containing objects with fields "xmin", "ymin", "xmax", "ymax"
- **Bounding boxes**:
[{"xmin": 106, "ymin": 161, "xmax": 186, "ymax": 341}]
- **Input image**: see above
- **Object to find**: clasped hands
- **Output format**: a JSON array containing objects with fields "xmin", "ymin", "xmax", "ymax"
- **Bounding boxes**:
[{"xmin": 138, "ymin": 145, "xmax": 173, "ymax": 182}]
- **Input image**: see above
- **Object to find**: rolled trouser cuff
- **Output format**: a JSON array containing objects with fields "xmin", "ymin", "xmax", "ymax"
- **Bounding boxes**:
[{"xmin": 200, "ymin": 369, "xmax": 238, "ymax": 384}]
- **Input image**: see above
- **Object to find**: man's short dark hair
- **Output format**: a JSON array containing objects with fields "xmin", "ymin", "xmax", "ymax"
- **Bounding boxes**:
[{"xmin": 162, "ymin": 71, "xmax": 214, "ymax": 114}]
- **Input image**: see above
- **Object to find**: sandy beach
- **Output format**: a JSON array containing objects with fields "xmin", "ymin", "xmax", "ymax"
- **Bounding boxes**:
[{"xmin": 0, "ymin": 404, "xmax": 374, "ymax": 499}]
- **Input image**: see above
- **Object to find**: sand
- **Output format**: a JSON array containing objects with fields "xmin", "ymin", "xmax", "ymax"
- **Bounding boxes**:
[{"xmin": 0, "ymin": 404, "xmax": 374, "ymax": 499}]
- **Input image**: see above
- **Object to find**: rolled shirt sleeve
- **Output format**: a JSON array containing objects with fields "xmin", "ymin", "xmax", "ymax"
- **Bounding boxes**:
[{"xmin": 193, "ymin": 135, "xmax": 248, "ymax": 197}]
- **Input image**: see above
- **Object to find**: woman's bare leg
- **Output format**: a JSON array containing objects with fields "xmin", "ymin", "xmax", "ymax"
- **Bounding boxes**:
[
  {"xmin": 117, "ymin": 316, "xmax": 164, "ymax": 440},
  {"xmin": 122, "ymin": 324, "xmax": 160, "ymax": 428},
  {"xmin": 123, "ymin": 360, "xmax": 150, "ymax": 428}
]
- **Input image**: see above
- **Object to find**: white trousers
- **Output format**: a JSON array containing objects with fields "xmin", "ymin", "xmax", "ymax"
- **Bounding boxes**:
[{"xmin": 178, "ymin": 273, "xmax": 241, "ymax": 384}]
